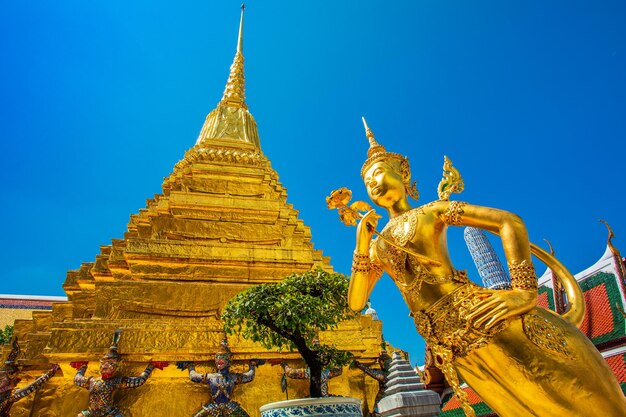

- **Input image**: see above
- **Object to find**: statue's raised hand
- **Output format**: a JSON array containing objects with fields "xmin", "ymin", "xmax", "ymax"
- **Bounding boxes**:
[
  {"xmin": 70, "ymin": 361, "xmax": 88, "ymax": 370},
  {"xmin": 356, "ymin": 209, "xmax": 381, "ymax": 252}
]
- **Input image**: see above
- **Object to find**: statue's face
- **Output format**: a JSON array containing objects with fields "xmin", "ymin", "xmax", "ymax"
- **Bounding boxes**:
[
  {"xmin": 215, "ymin": 353, "xmax": 231, "ymax": 371},
  {"xmin": 0, "ymin": 372, "xmax": 18, "ymax": 394},
  {"xmin": 363, "ymin": 161, "xmax": 405, "ymax": 208},
  {"xmin": 99, "ymin": 358, "xmax": 120, "ymax": 380}
]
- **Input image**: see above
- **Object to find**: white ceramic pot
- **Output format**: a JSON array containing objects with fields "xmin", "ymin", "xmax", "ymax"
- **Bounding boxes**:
[{"xmin": 260, "ymin": 397, "xmax": 363, "ymax": 417}]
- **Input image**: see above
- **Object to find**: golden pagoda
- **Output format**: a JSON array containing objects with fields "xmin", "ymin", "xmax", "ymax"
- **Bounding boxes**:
[{"xmin": 8, "ymin": 7, "xmax": 384, "ymax": 417}]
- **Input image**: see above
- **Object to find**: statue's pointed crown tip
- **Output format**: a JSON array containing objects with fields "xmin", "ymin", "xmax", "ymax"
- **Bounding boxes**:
[
  {"xmin": 217, "ymin": 337, "xmax": 232, "ymax": 355},
  {"xmin": 102, "ymin": 329, "xmax": 123, "ymax": 361},
  {"xmin": 361, "ymin": 117, "xmax": 385, "ymax": 158}
]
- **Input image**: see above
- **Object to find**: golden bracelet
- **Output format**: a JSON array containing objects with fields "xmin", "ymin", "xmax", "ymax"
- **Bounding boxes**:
[
  {"xmin": 352, "ymin": 266, "xmax": 372, "ymax": 274},
  {"xmin": 353, "ymin": 252, "xmax": 371, "ymax": 262},
  {"xmin": 509, "ymin": 259, "xmax": 537, "ymax": 290},
  {"xmin": 352, "ymin": 252, "xmax": 371, "ymax": 274}
]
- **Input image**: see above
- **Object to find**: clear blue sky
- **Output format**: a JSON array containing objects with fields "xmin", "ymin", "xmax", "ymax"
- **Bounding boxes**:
[{"xmin": 1, "ymin": 1, "xmax": 625, "ymax": 365}]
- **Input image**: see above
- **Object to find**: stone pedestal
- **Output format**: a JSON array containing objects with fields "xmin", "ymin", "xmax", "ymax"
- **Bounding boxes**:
[{"xmin": 377, "ymin": 352, "xmax": 440, "ymax": 417}]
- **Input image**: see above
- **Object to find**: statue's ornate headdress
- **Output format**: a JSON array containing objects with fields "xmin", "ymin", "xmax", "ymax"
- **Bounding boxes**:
[
  {"xmin": 216, "ymin": 338, "xmax": 232, "ymax": 357},
  {"xmin": 101, "ymin": 329, "xmax": 123, "ymax": 362},
  {"xmin": 360, "ymin": 117, "xmax": 419, "ymax": 200}
]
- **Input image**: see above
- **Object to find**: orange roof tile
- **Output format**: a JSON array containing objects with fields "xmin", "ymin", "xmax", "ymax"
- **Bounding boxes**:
[
  {"xmin": 536, "ymin": 291, "xmax": 550, "ymax": 309},
  {"xmin": 580, "ymin": 283, "xmax": 614, "ymax": 339},
  {"xmin": 606, "ymin": 354, "xmax": 626, "ymax": 384}
]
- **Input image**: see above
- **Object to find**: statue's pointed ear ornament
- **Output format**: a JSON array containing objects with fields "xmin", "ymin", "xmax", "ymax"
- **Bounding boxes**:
[
  {"xmin": 360, "ymin": 117, "xmax": 419, "ymax": 201},
  {"xmin": 437, "ymin": 156, "xmax": 464, "ymax": 201}
]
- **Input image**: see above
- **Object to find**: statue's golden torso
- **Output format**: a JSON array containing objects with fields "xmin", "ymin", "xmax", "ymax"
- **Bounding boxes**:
[{"xmin": 373, "ymin": 203, "xmax": 468, "ymax": 311}]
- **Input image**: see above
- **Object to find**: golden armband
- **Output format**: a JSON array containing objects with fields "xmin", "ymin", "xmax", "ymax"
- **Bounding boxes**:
[
  {"xmin": 442, "ymin": 201, "xmax": 466, "ymax": 225},
  {"xmin": 509, "ymin": 259, "xmax": 538, "ymax": 290}
]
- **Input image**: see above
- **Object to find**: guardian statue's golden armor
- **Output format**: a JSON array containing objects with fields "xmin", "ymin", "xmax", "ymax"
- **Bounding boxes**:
[
  {"xmin": 335, "ymin": 119, "xmax": 626, "ymax": 417},
  {"xmin": 177, "ymin": 339, "xmax": 261, "ymax": 417},
  {"xmin": 71, "ymin": 330, "xmax": 166, "ymax": 417}
]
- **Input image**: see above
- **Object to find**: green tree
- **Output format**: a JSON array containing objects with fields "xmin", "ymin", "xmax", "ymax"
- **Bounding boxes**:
[
  {"xmin": 222, "ymin": 269, "xmax": 357, "ymax": 398},
  {"xmin": 0, "ymin": 325, "xmax": 14, "ymax": 344}
]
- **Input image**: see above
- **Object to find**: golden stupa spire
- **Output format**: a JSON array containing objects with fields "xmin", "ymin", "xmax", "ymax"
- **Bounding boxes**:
[
  {"xmin": 194, "ymin": 4, "xmax": 260, "ymax": 150},
  {"xmin": 220, "ymin": 4, "xmax": 247, "ymax": 109},
  {"xmin": 237, "ymin": 3, "xmax": 244, "ymax": 53}
]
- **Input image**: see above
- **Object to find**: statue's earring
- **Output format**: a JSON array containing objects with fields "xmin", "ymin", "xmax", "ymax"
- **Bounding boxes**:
[
  {"xmin": 405, "ymin": 180, "xmax": 419, "ymax": 200},
  {"xmin": 400, "ymin": 159, "xmax": 419, "ymax": 200}
]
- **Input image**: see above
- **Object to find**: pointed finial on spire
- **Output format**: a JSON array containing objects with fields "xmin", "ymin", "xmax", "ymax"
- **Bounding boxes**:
[
  {"xmin": 237, "ymin": 4, "xmax": 245, "ymax": 53},
  {"xmin": 600, "ymin": 219, "xmax": 626, "ymax": 287},
  {"xmin": 219, "ymin": 5, "xmax": 247, "ymax": 109},
  {"xmin": 194, "ymin": 5, "xmax": 261, "ymax": 149},
  {"xmin": 600, "ymin": 219, "xmax": 616, "ymax": 247}
]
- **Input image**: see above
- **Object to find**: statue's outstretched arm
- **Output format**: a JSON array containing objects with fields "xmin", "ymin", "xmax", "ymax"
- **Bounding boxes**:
[
  {"xmin": 349, "ymin": 210, "xmax": 384, "ymax": 311},
  {"xmin": 353, "ymin": 361, "xmax": 384, "ymax": 382},
  {"xmin": 438, "ymin": 201, "xmax": 537, "ymax": 329},
  {"xmin": 281, "ymin": 362, "xmax": 309, "ymax": 380},
  {"xmin": 120, "ymin": 363, "xmax": 154, "ymax": 389},
  {"xmin": 237, "ymin": 362, "xmax": 257, "ymax": 384},
  {"xmin": 177, "ymin": 361, "xmax": 206, "ymax": 383},
  {"xmin": 438, "ymin": 201, "xmax": 533, "ymax": 267},
  {"xmin": 12, "ymin": 365, "xmax": 59, "ymax": 400},
  {"xmin": 186, "ymin": 363, "xmax": 208, "ymax": 384},
  {"xmin": 73, "ymin": 363, "xmax": 92, "ymax": 389}
]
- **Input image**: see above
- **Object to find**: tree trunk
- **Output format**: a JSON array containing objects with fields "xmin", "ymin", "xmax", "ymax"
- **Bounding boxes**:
[
  {"xmin": 301, "ymin": 348, "xmax": 323, "ymax": 398},
  {"xmin": 308, "ymin": 361, "xmax": 323, "ymax": 398}
]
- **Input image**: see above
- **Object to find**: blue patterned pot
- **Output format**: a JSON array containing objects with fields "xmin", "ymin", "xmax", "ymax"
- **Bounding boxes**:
[{"xmin": 260, "ymin": 397, "xmax": 363, "ymax": 417}]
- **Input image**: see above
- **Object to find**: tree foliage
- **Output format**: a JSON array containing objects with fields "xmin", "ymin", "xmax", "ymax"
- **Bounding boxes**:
[
  {"xmin": 0, "ymin": 325, "xmax": 14, "ymax": 345},
  {"xmin": 222, "ymin": 269, "xmax": 358, "ymax": 397}
]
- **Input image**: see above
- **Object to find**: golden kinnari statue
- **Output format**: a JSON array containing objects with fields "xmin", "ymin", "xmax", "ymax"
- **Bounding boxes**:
[{"xmin": 328, "ymin": 117, "xmax": 626, "ymax": 417}]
